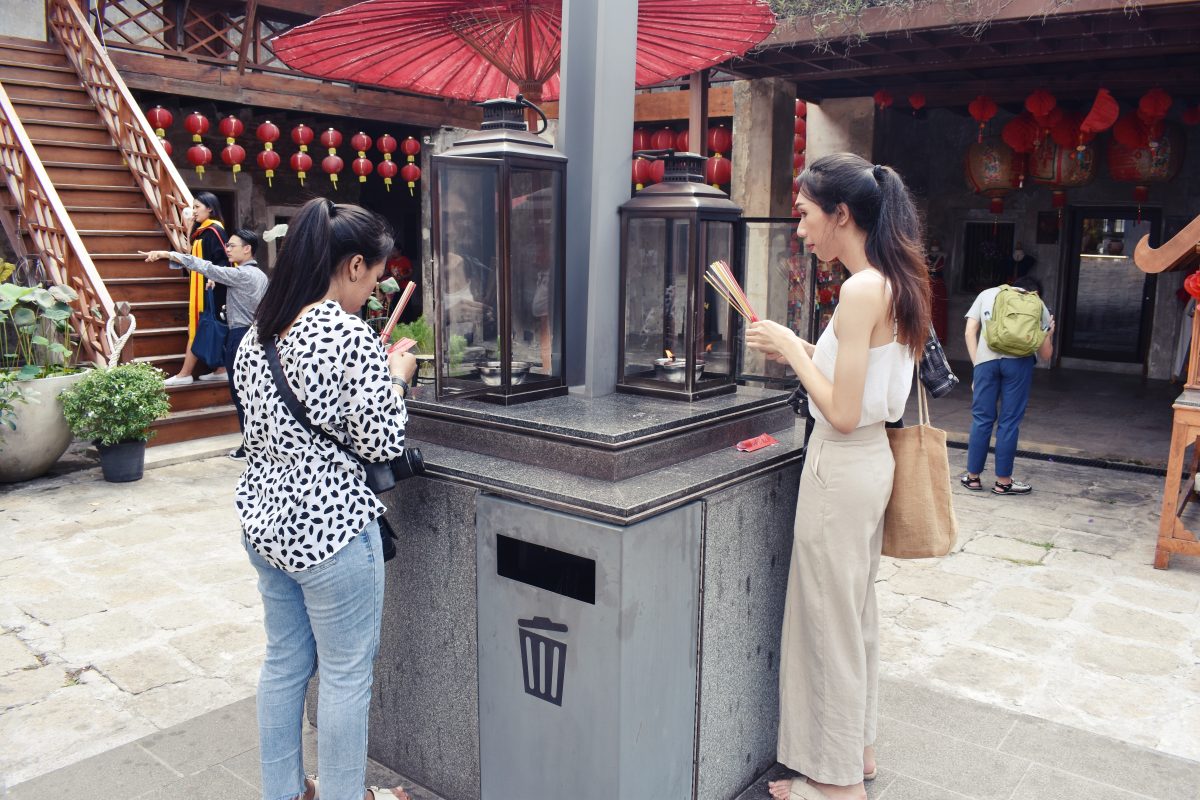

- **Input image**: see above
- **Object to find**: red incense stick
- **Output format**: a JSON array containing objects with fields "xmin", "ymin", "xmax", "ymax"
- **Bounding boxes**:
[{"xmin": 380, "ymin": 282, "xmax": 417, "ymax": 342}]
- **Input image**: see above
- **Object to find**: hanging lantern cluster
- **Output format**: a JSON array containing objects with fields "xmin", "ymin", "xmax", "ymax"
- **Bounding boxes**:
[
  {"xmin": 872, "ymin": 89, "xmax": 893, "ymax": 111},
  {"xmin": 290, "ymin": 123, "xmax": 314, "ymax": 185},
  {"xmin": 351, "ymin": 132, "xmax": 374, "ymax": 183},
  {"xmin": 377, "ymin": 134, "xmax": 398, "ymax": 191},
  {"xmin": 219, "ymin": 115, "xmax": 246, "ymax": 180},
  {"xmin": 256, "ymin": 121, "xmax": 281, "ymax": 187},
  {"xmin": 184, "ymin": 111, "xmax": 211, "ymax": 178},
  {"xmin": 400, "ymin": 136, "xmax": 422, "ymax": 195},
  {"xmin": 792, "ymin": 97, "xmax": 806, "ymax": 217},
  {"xmin": 968, "ymin": 95, "xmax": 998, "ymax": 143},
  {"xmin": 706, "ymin": 125, "xmax": 732, "ymax": 189},
  {"xmin": 320, "ymin": 127, "xmax": 343, "ymax": 190},
  {"xmin": 628, "ymin": 124, "xmax": 732, "ymax": 191}
]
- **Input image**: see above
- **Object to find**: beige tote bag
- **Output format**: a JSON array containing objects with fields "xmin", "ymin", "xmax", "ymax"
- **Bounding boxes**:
[{"xmin": 883, "ymin": 380, "xmax": 957, "ymax": 558}]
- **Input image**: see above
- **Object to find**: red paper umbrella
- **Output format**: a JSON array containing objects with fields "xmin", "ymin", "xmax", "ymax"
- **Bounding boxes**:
[
  {"xmin": 707, "ymin": 125, "xmax": 732, "ymax": 156},
  {"xmin": 632, "ymin": 128, "xmax": 650, "ymax": 152},
  {"xmin": 632, "ymin": 156, "xmax": 652, "ymax": 190},
  {"xmin": 187, "ymin": 143, "xmax": 212, "ymax": 178},
  {"xmin": 292, "ymin": 123, "xmax": 314, "ymax": 152},
  {"xmin": 651, "ymin": 127, "xmax": 674, "ymax": 151},
  {"xmin": 221, "ymin": 143, "xmax": 247, "ymax": 179},
  {"xmin": 291, "ymin": 151, "xmax": 313, "ymax": 185},
  {"xmin": 272, "ymin": 0, "xmax": 776, "ymax": 105},
  {"xmin": 146, "ymin": 105, "xmax": 173, "ymax": 138},
  {"xmin": 873, "ymin": 89, "xmax": 893, "ymax": 110},
  {"xmin": 401, "ymin": 135, "xmax": 421, "ymax": 163},
  {"xmin": 353, "ymin": 156, "xmax": 374, "ymax": 182},
  {"xmin": 1080, "ymin": 88, "xmax": 1119, "ymax": 147},
  {"xmin": 967, "ymin": 95, "xmax": 997, "ymax": 142},
  {"xmin": 323, "ymin": 153, "xmax": 344, "ymax": 190},
  {"xmin": 377, "ymin": 158, "xmax": 399, "ymax": 191},
  {"xmin": 705, "ymin": 153, "xmax": 731, "ymax": 187},
  {"xmin": 400, "ymin": 162, "xmax": 421, "ymax": 196},
  {"xmin": 184, "ymin": 111, "xmax": 209, "ymax": 143},
  {"xmin": 257, "ymin": 148, "xmax": 282, "ymax": 186}
]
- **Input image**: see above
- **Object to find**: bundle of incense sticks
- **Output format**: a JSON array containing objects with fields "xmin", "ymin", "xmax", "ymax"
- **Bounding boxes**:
[
  {"xmin": 704, "ymin": 260, "xmax": 759, "ymax": 322},
  {"xmin": 381, "ymin": 282, "xmax": 417, "ymax": 343}
]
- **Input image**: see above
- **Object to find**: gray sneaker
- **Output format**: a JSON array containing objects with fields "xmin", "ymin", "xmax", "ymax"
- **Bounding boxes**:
[{"xmin": 992, "ymin": 479, "xmax": 1031, "ymax": 495}]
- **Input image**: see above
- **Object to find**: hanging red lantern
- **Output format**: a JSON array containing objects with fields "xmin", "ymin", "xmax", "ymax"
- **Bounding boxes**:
[
  {"xmin": 964, "ymin": 140, "xmax": 1019, "ymax": 217},
  {"xmin": 1031, "ymin": 137, "xmax": 1095, "ymax": 188},
  {"xmin": 705, "ymin": 153, "xmax": 731, "ymax": 187},
  {"xmin": 793, "ymin": 152, "xmax": 805, "ymax": 174},
  {"xmin": 706, "ymin": 125, "xmax": 732, "ymax": 156},
  {"xmin": 651, "ymin": 127, "xmax": 675, "ymax": 151},
  {"xmin": 792, "ymin": 175, "xmax": 801, "ymax": 194},
  {"xmin": 632, "ymin": 156, "xmax": 652, "ymax": 190},
  {"xmin": 256, "ymin": 120, "xmax": 280, "ymax": 146},
  {"xmin": 794, "ymin": 117, "xmax": 806, "ymax": 136},
  {"xmin": 186, "ymin": 143, "xmax": 212, "ymax": 178},
  {"xmin": 257, "ymin": 148, "xmax": 281, "ymax": 187},
  {"xmin": 1184, "ymin": 269, "xmax": 1200, "ymax": 301},
  {"xmin": 351, "ymin": 131, "xmax": 373, "ymax": 156},
  {"xmin": 873, "ymin": 89, "xmax": 893, "ymax": 110},
  {"xmin": 218, "ymin": 115, "xmax": 244, "ymax": 143},
  {"xmin": 158, "ymin": 137, "xmax": 172, "ymax": 157},
  {"xmin": 1137, "ymin": 88, "xmax": 1173, "ymax": 150},
  {"xmin": 291, "ymin": 123, "xmax": 314, "ymax": 153},
  {"xmin": 352, "ymin": 156, "xmax": 373, "ymax": 182},
  {"xmin": 1107, "ymin": 121, "xmax": 1185, "ymax": 215},
  {"xmin": 795, "ymin": 99, "xmax": 806, "ymax": 118},
  {"xmin": 674, "ymin": 130, "xmax": 689, "ymax": 153},
  {"xmin": 1050, "ymin": 112, "xmax": 1084, "ymax": 149},
  {"xmin": 377, "ymin": 134, "xmax": 398, "ymax": 191},
  {"xmin": 1024, "ymin": 89, "xmax": 1057, "ymax": 122},
  {"xmin": 794, "ymin": 133, "xmax": 806, "ymax": 153},
  {"xmin": 320, "ymin": 127, "xmax": 342, "ymax": 152},
  {"xmin": 401, "ymin": 135, "xmax": 421, "ymax": 163},
  {"xmin": 632, "ymin": 127, "xmax": 651, "ymax": 152},
  {"xmin": 1001, "ymin": 113, "xmax": 1038, "ymax": 188},
  {"xmin": 967, "ymin": 95, "xmax": 998, "ymax": 142},
  {"xmin": 221, "ymin": 143, "xmax": 246, "ymax": 179},
  {"xmin": 908, "ymin": 93, "xmax": 926, "ymax": 114},
  {"xmin": 322, "ymin": 154, "xmax": 344, "ymax": 190},
  {"xmin": 650, "ymin": 159, "xmax": 665, "ymax": 184},
  {"xmin": 1113, "ymin": 113, "xmax": 1150, "ymax": 150},
  {"xmin": 399, "ymin": 162, "xmax": 421, "ymax": 196},
  {"xmin": 184, "ymin": 111, "xmax": 209, "ymax": 144},
  {"xmin": 1182, "ymin": 105, "xmax": 1200, "ymax": 127},
  {"xmin": 146, "ymin": 105, "xmax": 173, "ymax": 138},
  {"xmin": 290, "ymin": 151, "xmax": 313, "ymax": 185}
]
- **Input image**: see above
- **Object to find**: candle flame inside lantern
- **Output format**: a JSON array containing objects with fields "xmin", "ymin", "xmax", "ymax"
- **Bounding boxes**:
[
  {"xmin": 705, "ymin": 344, "xmax": 713, "ymax": 353},
  {"xmin": 665, "ymin": 349, "xmax": 674, "ymax": 359}
]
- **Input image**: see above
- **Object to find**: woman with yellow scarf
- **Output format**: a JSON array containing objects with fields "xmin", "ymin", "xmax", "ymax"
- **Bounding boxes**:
[{"xmin": 165, "ymin": 192, "xmax": 229, "ymax": 386}]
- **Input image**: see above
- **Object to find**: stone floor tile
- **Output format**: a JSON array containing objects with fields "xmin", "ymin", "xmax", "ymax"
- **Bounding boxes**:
[
  {"xmin": 874, "ymin": 716, "xmax": 1030, "ymax": 800},
  {"xmin": 1073, "ymin": 636, "xmax": 1183, "ymax": 678},
  {"xmin": 874, "ymin": 775, "xmax": 974, "ymax": 799},
  {"xmin": 990, "ymin": 586, "xmax": 1076, "ymax": 620},
  {"xmin": 137, "ymin": 764, "xmax": 258, "ymax": 800},
  {"xmin": 927, "ymin": 647, "xmax": 1042, "ymax": 706},
  {"xmin": 16, "ymin": 592, "xmax": 109, "ymax": 624},
  {"xmin": 1028, "ymin": 568, "xmax": 1102, "ymax": 597},
  {"xmin": 1043, "ymin": 548, "xmax": 1118, "ymax": 575},
  {"xmin": 0, "ymin": 632, "xmax": 40, "ymax": 673},
  {"xmin": 137, "ymin": 696, "xmax": 259, "ymax": 775},
  {"xmin": 972, "ymin": 615, "xmax": 1059, "ymax": 657},
  {"xmin": 0, "ymin": 664, "xmax": 67, "ymax": 709},
  {"xmin": 1157, "ymin": 706, "xmax": 1200, "ymax": 764},
  {"xmin": 127, "ymin": 676, "xmax": 250, "ymax": 730},
  {"xmin": 878, "ymin": 677, "xmax": 1016, "ymax": 749},
  {"xmin": 56, "ymin": 609, "xmax": 157, "ymax": 663},
  {"xmin": 895, "ymin": 598, "xmax": 965, "ymax": 632},
  {"xmin": 3, "ymin": 741, "xmax": 180, "ymax": 800},
  {"xmin": 95, "ymin": 646, "xmax": 198, "ymax": 695},
  {"xmin": 1087, "ymin": 602, "xmax": 1192, "ymax": 647},
  {"xmin": 1050, "ymin": 528, "xmax": 1128, "ymax": 558},
  {"xmin": 169, "ymin": 621, "xmax": 264, "ymax": 677},
  {"xmin": 882, "ymin": 568, "xmax": 981, "ymax": 605},
  {"xmin": 1010, "ymin": 763, "xmax": 1160, "ymax": 800},
  {"xmin": 999, "ymin": 716, "xmax": 1200, "ymax": 800}
]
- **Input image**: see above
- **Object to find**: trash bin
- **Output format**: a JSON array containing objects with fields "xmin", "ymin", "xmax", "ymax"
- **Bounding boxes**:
[{"xmin": 476, "ymin": 495, "xmax": 702, "ymax": 800}]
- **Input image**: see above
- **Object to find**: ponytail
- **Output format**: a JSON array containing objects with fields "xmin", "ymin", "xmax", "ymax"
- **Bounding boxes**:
[
  {"xmin": 255, "ymin": 197, "xmax": 394, "ymax": 345},
  {"xmin": 797, "ymin": 153, "xmax": 930, "ymax": 353}
]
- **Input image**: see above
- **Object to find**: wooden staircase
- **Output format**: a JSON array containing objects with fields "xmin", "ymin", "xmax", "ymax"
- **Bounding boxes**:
[{"xmin": 0, "ymin": 35, "xmax": 239, "ymax": 445}]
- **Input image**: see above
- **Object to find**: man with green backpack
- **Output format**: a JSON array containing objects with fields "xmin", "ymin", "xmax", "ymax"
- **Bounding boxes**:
[{"xmin": 961, "ymin": 276, "xmax": 1055, "ymax": 495}]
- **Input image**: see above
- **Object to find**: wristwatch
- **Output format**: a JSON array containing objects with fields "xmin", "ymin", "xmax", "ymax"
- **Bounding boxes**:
[{"xmin": 389, "ymin": 375, "xmax": 409, "ymax": 395}]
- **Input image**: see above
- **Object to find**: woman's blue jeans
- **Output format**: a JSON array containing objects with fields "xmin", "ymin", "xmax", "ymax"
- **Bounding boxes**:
[
  {"xmin": 244, "ymin": 521, "xmax": 384, "ymax": 800},
  {"xmin": 967, "ymin": 356, "xmax": 1035, "ymax": 479}
]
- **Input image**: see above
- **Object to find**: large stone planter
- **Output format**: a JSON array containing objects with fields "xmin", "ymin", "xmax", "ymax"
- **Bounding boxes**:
[{"xmin": 0, "ymin": 371, "xmax": 88, "ymax": 483}]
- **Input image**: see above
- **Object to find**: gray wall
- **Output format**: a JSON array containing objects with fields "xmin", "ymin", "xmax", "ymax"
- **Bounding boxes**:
[
  {"xmin": 0, "ymin": 0, "xmax": 45, "ymax": 40},
  {"xmin": 876, "ymin": 107, "xmax": 1200, "ymax": 379}
]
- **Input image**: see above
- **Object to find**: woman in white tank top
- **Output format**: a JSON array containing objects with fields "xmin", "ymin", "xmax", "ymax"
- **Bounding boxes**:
[{"xmin": 746, "ymin": 154, "xmax": 931, "ymax": 800}]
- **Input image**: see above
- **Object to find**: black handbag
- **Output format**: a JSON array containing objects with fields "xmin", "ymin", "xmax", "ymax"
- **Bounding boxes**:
[
  {"xmin": 919, "ymin": 325, "xmax": 960, "ymax": 399},
  {"xmin": 191, "ymin": 288, "xmax": 228, "ymax": 369},
  {"xmin": 263, "ymin": 338, "xmax": 423, "ymax": 562}
]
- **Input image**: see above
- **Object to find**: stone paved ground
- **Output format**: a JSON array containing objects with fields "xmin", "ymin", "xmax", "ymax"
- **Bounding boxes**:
[{"xmin": 2, "ymin": 438, "xmax": 1199, "ymax": 795}]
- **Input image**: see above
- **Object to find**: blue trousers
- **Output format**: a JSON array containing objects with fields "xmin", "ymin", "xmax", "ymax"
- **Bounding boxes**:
[
  {"xmin": 224, "ymin": 325, "xmax": 249, "ymax": 436},
  {"xmin": 967, "ymin": 356, "xmax": 1035, "ymax": 478}
]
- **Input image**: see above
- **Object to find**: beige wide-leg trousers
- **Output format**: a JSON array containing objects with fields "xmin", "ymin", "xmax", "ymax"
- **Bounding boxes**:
[{"xmin": 777, "ymin": 421, "xmax": 894, "ymax": 786}]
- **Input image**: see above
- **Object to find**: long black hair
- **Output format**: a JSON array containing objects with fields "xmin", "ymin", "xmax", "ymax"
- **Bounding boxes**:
[
  {"xmin": 192, "ymin": 191, "xmax": 224, "ymax": 227},
  {"xmin": 255, "ymin": 197, "xmax": 393, "ymax": 345},
  {"xmin": 797, "ymin": 153, "xmax": 930, "ymax": 353}
]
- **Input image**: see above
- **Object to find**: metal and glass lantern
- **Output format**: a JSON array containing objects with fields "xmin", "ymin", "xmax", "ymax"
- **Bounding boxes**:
[
  {"xmin": 618, "ymin": 152, "xmax": 743, "ymax": 400},
  {"xmin": 432, "ymin": 96, "xmax": 567, "ymax": 404}
]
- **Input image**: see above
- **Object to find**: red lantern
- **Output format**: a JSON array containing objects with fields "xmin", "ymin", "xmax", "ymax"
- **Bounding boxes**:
[
  {"xmin": 291, "ymin": 123, "xmax": 314, "ymax": 153},
  {"xmin": 1050, "ymin": 112, "xmax": 1084, "ymax": 150},
  {"xmin": 674, "ymin": 130, "xmax": 689, "ymax": 153},
  {"xmin": 187, "ymin": 143, "xmax": 212, "ymax": 178},
  {"xmin": 707, "ymin": 125, "xmax": 732, "ymax": 156},
  {"xmin": 1001, "ymin": 113, "xmax": 1038, "ymax": 187},
  {"xmin": 320, "ymin": 128, "xmax": 342, "ymax": 151},
  {"xmin": 351, "ymin": 132, "xmax": 373, "ymax": 156},
  {"xmin": 221, "ymin": 143, "xmax": 246, "ymax": 179},
  {"xmin": 399, "ymin": 162, "xmax": 421, "ymax": 196},
  {"xmin": 964, "ymin": 140, "xmax": 1019, "ymax": 217},
  {"xmin": 632, "ymin": 127, "xmax": 651, "ymax": 152},
  {"xmin": 218, "ymin": 115, "xmax": 244, "ymax": 143},
  {"xmin": 146, "ymin": 105, "xmax": 173, "ymax": 138},
  {"xmin": 322, "ymin": 154, "xmax": 344, "ymax": 190},
  {"xmin": 967, "ymin": 95, "xmax": 998, "ymax": 142},
  {"xmin": 794, "ymin": 134, "xmax": 806, "ymax": 153},
  {"xmin": 1182, "ymin": 105, "xmax": 1200, "ymax": 127},
  {"xmin": 352, "ymin": 156, "xmax": 373, "ymax": 183},
  {"xmin": 1107, "ymin": 121, "xmax": 1185, "ymax": 214},
  {"xmin": 873, "ymin": 89, "xmax": 893, "ymax": 110},
  {"xmin": 650, "ymin": 159, "xmax": 665, "ymax": 184},
  {"xmin": 794, "ymin": 117, "xmax": 806, "ymax": 136},
  {"xmin": 651, "ymin": 127, "xmax": 675, "ymax": 151},
  {"xmin": 184, "ymin": 112, "xmax": 208, "ymax": 144},
  {"xmin": 793, "ymin": 152, "xmax": 805, "ymax": 174},
  {"xmin": 1137, "ymin": 88, "xmax": 1173, "ymax": 150},
  {"xmin": 377, "ymin": 134, "xmax": 398, "ymax": 157},
  {"xmin": 908, "ymin": 93, "xmax": 926, "ymax": 114},
  {"xmin": 401, "ymin": 135, "xmax": 421, "ymax": 163},
  {"xmin": 377, "ymin": 158, "xmax": 399, "ymax": 192},
  {"xmin": 632, "ymin": 157, "xmax": 652, "ymax": 190},
  {"xmin": 256, "ymin": 121, "xmax": 280, "ymax": 146},
  {"xmin": 1025, "ymin": 89, "xmax": 1057, "ymax": 122},
  {"xmin": 290, "ymin": 151, "xmax": 313, "ymax": 185},
  {"xmin": 1113, "ymin": 113, "xmax": 1150, "ymax": 150},
  {"xmin": 705, "ymin": 154, "xmax": 731, "ymax": 187},
  {"xmin": 1185, "ymin": 270, "xmax": 1200, "ymax": 301},
  {"xmin": 158, "ymin": 137, "xmax": 172, "ymax": 157},
  {"xmin": 1031, "ymin": 137, "xmax": 1095, "ymax": 188},
  {"xmin": 257, "ymin": 148, "xmax": 281, "ymax": 187},
  {"xmin": 795, "ymin": 99, "xmax": 806, "ymax": 118}
]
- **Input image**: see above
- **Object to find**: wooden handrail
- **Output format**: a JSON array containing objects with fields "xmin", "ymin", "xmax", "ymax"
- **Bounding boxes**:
[
  {"xmin": 48, "ymin": 0, "xmax": 193, "ymax": 253},
  {"xmin": 1134, "ymin": 214, "xmax": 1200, "ymax": 275},
  {"xmin": 0, "ymin": 83, "xmax": 113, "ymax": 365}
]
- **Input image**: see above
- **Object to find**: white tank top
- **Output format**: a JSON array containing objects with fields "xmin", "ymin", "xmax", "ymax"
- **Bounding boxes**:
[{"xmin": 808, "ymin": 309, "xmax": 915, "ymax": 428}]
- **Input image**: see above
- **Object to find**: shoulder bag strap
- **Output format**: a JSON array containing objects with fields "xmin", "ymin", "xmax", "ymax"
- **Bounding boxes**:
[{"xmin": 263, "ymin": 337, "xmax": 364, "ymax": 467}]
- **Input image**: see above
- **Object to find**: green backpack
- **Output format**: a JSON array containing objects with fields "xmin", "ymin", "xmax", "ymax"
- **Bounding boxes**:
[{"xmin": 985, "ymin": 285, "xmax": 1046, "ymax": 357}]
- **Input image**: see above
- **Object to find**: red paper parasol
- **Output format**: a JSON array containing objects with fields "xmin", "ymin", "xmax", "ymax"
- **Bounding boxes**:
[{"xmin": 272, "ymin": 0, "xmax": 776, "ymax": 104}]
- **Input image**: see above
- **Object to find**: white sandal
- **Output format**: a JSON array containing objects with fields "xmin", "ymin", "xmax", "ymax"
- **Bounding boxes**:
[{"xmin": 369, "ymin": 788, "xmax": 411, "ymax": 800}]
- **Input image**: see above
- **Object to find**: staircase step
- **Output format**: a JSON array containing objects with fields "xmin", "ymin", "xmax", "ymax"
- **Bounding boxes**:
[
  {"xmin": 31, "ymin": 139, "xmax": 124, "ymax": 166},
  {"xmin": 1, "ymin": 78, "xmax": 89, "ymax": 104},
  {"xmin": 133, "ymin": 353, "xmax": 184, "ymax": 375},
  {"xmin": 90, "ymin": 254, "xmax": 179, "ymax": 280},
  {"xmin": 149, "ymin": 405, "xmax": 240, "ymax": 447},
  {"xmin": 166, "ymin": 379, "xmax": 233, "ymax": 413},
  {"xmin": 130, "ymin": 325, "xmax": 189, "ymax": 357},
  {"xmin": 106, "ymin": 276, "xmax": 190, "ymax": 303},
  {"xmin": 0, "ymin": 60, "xmax": 79, "ymax": 84},
  {"xmin": 79, "ymin": 229, "xmax": 172, "ymax": 253},
  {"xmin": 64, "ymin": 207, "xmax": 158, "ymax": 229},
  {"xmin": 56, "ymin": 185, "xmax": 143, "ymax": 205},
  {"xmin": 44, "ymin": 163, "xmax": 137, "ymax": 187},
  {"xmin": 125, "ymin": 300, "xmax": 189, "ymax": 328},
  {"xmin": 7, "ymin": 102, "xmax": 96, "ymax": 124},
  {"xmin": 21, "ymin": 119, "xmax": 113, "ymax": 145},
  {"xmin": 0, "ymin": 38, "xmax": 70, "ymax": 68}
]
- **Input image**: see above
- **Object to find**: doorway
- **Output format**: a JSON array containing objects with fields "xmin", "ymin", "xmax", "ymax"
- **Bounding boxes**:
[{"xmin": 1061, "ymin": 208, "xmax": 1159, "ymax": 364}]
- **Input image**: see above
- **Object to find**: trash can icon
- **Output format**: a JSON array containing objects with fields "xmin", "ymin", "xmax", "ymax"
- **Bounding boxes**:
[{"xmin": 518, "ymin": 616, "xmax": 568, "ymax": 706}]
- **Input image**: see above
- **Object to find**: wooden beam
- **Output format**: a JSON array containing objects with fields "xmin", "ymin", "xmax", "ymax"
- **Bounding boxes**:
[
  {"xmin": 541, "ymin": 86, "xmax": 733, "ymax": 123},
  {"xmin": 110, "ymin": 50, "xmax": 482, "ymax": 128},
  {"xmin": 236, "ymin": 0, "xmax": 257, "ymax": 75},
  {"xmin": 688, "ymin": 70, "xmax": 708, "ymax": 157}
]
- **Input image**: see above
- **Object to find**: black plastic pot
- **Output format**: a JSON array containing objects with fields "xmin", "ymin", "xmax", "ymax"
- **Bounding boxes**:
[{"xmin": 96, "ymin": 440, "xmax": 146, "ymax": 482}]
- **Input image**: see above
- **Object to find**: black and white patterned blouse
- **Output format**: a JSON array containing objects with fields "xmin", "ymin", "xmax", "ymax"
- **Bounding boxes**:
[{"xmin": 233, "ymin": 300, "xmax": 408, "ymax": 572}]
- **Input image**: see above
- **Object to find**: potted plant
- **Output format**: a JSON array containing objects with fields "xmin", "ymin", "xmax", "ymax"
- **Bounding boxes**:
[
  {"xmin": 0, "ymin": 275, "xmax": 92, "ymax": 482},
  {"xmin": 60, "ymin": 363, "xmax": 171, "ymax": 482}
]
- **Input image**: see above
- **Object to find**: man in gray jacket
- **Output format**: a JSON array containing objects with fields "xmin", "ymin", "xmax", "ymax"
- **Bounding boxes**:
[{"xmin": 142, "ymin": 229, "xmax": 269, "ymax": 460}]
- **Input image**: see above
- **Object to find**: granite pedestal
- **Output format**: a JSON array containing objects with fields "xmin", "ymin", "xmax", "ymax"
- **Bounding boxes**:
[{"xmin": 356, "ymin": 388, "xmax": 804, "ymax": 800}]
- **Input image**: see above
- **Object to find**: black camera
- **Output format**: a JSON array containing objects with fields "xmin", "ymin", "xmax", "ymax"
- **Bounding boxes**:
[{"xmin": 363, "ymin": 447, "xmax": 425, "ymax": 494}]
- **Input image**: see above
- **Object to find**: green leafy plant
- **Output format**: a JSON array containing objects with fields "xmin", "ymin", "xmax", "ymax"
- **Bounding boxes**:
[
  {"xmin": 1, "ymin": 282, "xmax": 84, "ymax": 380},
  {"xmin": 0, "ymin": 372, "xmax": 27, "ymax": 443},
  {"xmin": 60, "ymin": 363, "xmax": 171, "ymax": 446},
  {"xmin": 389, "ymin": 315, "xmax": 435, "ymax": 355}
]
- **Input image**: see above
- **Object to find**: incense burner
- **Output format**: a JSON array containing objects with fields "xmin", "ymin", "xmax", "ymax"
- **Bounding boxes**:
[{"xmin": 654, "ymin": 357, "xmax": 704, "ymax": 384}]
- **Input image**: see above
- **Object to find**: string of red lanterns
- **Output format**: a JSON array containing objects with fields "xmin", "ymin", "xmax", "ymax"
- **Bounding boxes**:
[{"xmin": 256, "ymin": 121, "xmax": 281, "ymax": 187}]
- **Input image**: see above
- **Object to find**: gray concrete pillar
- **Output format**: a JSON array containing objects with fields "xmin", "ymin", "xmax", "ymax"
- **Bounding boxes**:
[
  {"xmin": 559, "ymin": 0, "xmax": 637, "ymax": 396},
  {"xmin": 1, "ymin": 0, "xmax": 46, "ymax": 40},
  {"xmin": 805, "ymin": 97, "xmax": 876, "ymax": 163}
]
